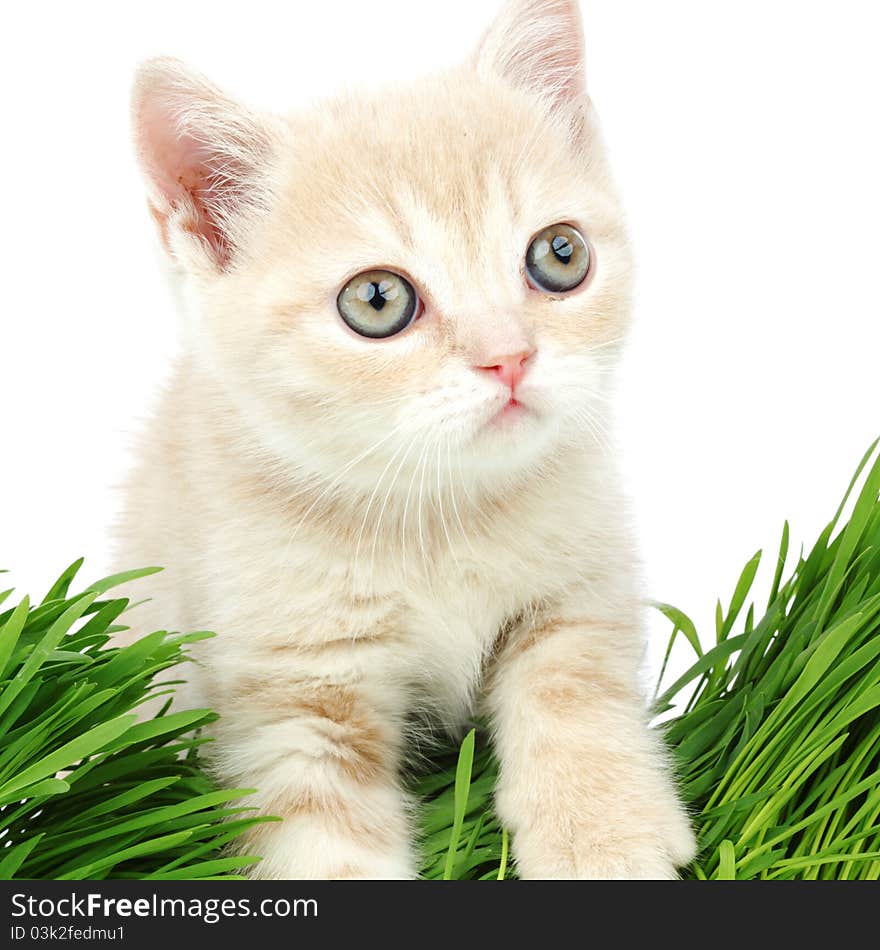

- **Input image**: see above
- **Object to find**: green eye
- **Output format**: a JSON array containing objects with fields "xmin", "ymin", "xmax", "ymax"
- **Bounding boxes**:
[
  {"xmin": 337, "ymin": 269, "xmax": 419, "ymax": 338},
  {"xmin": 525, "ymin": 223, "xmax": 590, "ymax": 294}
]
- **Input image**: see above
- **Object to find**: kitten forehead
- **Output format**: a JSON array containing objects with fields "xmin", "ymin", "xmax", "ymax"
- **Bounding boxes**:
[
  {"xmin": 317, "ymin": 168, "xmax": 524, "ymax": 304},
  {"xmin": 260, "ymin": 72, "xmax": 607, "ymax": 302}
]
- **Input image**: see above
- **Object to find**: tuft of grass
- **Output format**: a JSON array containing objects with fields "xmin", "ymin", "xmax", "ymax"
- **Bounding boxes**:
[
  {"xmin": 414, "ymin": 440, "xmax": 880, "ymax": 880},
  {"xmin": 0, "ymin": 563, "xmax": 272, "ymax": 880}
]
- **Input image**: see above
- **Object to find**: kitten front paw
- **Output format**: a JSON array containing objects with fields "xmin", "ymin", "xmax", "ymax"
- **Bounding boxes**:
[
  {"xmin": 250, "ymin": 854, "xmax": 417, "ymax": 880},
  {"xmin": 247, "ymin": 836, "xmax": 418, "ymax": 880},
  {"xmin": 510, "ymin": 797, "xmax": 697, "ymax": 880}
]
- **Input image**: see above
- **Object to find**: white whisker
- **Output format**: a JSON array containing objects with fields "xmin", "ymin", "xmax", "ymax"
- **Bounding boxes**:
[
  {"xmin": 368, "ymin": 429, "xmax": 421, "ymax": 596},
  {"xmin": 446, "ymin": 433, "xmax": 478, "ymax": 560},
  {"xmin": 435, "ymin": 431, "xmax": 460, "ymax": 571},
  {"xmin": 353, "ymin": 434, "xmax": 412, "ymax": 583}
]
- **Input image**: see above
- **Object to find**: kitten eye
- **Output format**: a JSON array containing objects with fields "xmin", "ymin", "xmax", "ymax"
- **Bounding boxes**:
[
  {"xmin": 336, "ymin": 269, "xmax": 419, "ymax": 339},
  {"xmin": 525, "ymin": 223, "xmax": 590, "ymax": 294}
]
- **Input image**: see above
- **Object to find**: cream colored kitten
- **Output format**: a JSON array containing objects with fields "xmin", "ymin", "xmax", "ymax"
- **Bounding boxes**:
[{"xmin": 116, "ymin": 0, "xmax": 696, "ymax": 879}]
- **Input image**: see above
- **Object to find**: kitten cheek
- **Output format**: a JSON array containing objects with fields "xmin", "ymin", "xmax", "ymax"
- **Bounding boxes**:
[{"xmin": 285, "ymin": 325, "xmax": 436, "ymax": 414}]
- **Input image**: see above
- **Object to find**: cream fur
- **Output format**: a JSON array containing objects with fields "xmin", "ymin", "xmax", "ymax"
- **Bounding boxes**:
[{"xmin": 115, "ymin": 0, "xmax": 696, "ymax": 879}]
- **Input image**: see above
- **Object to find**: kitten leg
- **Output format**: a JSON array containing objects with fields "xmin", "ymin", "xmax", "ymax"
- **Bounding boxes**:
[
  {"xmin": 488, "ymin": 613, "xmax": 696, "ymax": 880},
  {"xmin": 213, "ymin": 676, "xmax": 415, "ymax": 880}
]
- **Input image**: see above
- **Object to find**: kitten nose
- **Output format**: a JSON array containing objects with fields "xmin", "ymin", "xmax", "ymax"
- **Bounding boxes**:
[{"xmin": 475, "ymin": 349, "xmax": 534, "ymax": 390}]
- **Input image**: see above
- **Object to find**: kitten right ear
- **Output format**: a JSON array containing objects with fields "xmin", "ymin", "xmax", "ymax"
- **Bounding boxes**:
[
  {"xmin": 131, "ymin": 58, "xmax": 276, "ymax": 271},
  {"xmin": 475, "ymin": 0, "xmax": 587, "ymax": 114}
]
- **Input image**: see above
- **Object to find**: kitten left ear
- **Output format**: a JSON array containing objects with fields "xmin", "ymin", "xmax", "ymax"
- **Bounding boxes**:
[
  {"xmin": 474, "ymin": 0, "xmax": 587, "ymax": 113},
  {"xmin": 132, "ymin": 58, "xmax": 277, "ymax": 271}
]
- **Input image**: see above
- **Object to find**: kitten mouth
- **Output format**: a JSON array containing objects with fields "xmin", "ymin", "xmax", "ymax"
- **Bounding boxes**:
[{"xmin": 488, "ymin": 396, "xmax": 531, "ymax": 428}]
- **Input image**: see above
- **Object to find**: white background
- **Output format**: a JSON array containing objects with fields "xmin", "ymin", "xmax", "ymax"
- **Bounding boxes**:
[{"xmin": 1, "ymin": 1, "xmax": 878, "ymax": 689}]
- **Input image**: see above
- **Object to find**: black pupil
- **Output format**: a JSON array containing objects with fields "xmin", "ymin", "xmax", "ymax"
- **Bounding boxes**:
[
  {"xmin": 551, "ymin": 234, "xmax": 573, "ymax": 264},
  {"xmin": 365, "ymin": 281, "xmax": 387, "ymax": 311}
]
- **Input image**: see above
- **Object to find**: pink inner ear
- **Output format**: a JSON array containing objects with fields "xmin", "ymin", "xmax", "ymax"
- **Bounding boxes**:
[
  {"xmin": 529, "ymin": 26, "xmax": 584, "ymax": 104},
  {"xmin": 136, "ymin": 92, "xmax": 231, "ymax": 262},
  {"xmin": 477, "ymin": 0, "xmax": 586, "ymax": 111}
]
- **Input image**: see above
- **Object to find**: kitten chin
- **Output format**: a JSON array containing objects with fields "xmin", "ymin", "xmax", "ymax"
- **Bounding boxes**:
[{"xmin": 116, "ymin": 0, "xmax": 694, "ymax": 879}]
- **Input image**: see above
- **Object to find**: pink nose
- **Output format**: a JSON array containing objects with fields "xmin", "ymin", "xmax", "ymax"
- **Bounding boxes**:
[{"xmin": 475, "ymin": 349, "xmax": 534, "ymax": 390}]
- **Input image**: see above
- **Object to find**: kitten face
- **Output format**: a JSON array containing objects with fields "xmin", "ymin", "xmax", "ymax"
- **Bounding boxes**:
[{"xmin": 135, "ymin": 6, "xmax": 633, "ymax": 497}]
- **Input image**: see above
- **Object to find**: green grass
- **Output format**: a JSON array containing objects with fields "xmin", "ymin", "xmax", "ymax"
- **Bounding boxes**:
[
  {"xmin": 414, "ymin": 440, "xmax": 880, "ymax": 879},
  {"xmin": 0, "ymin": 563, "xmax": 272, "ymax": 879},
  {"xmin": 3, "ymin": 440, "xmax": 879, "ymax": 879}
]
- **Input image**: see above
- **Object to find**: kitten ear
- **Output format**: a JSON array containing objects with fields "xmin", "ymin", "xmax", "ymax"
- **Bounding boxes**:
[
  {"xmin": 132, "ymin": 58, "xmax": 276, "ymax": 270},
  {"xmin": 475, "ymin": 0, "xmax": 586, "ymax": 112}
]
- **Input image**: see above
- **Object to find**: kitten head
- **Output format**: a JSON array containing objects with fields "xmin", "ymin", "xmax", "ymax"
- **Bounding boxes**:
[{"xmin": 133, "ymin": 0, "xmax": 632, "ymax": 499}]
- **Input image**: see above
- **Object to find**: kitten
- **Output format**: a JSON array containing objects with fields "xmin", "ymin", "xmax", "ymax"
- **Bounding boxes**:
[{"xmin": 116, "ymin": 0, "xmax": 697, "ymax": 879}]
